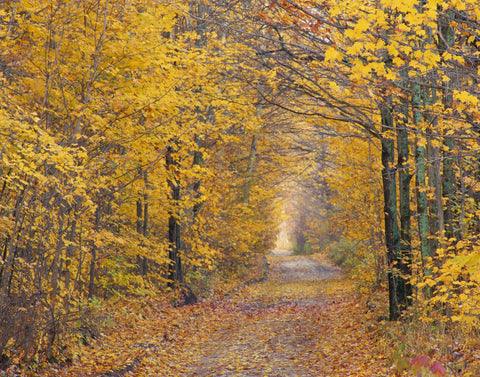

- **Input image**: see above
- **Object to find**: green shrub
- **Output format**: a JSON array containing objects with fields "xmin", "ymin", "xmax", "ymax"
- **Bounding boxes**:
[{"xmin": 327, "ymin": 239, "xmax": 360, "ymax": 270}]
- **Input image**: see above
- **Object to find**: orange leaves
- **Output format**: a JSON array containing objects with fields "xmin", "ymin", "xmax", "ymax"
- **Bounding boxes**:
[{"xmin": 37, "ymin": 254, "xmax": 393, "ymax": 376}]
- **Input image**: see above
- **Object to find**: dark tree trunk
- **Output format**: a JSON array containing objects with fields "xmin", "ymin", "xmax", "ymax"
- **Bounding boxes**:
[
  {"xmin": 381, "ymin": 102, "xmax": 410, "ymax": 321},
  {"xmin": 88, "ymin": 205, "xmax": 101, "ymax": 299},
  {"xmin": 412, "ymin": 80, "xmax": 431, "ymax": 264},
  {"xmin": 442, "ymin": 137, "xmax": 457, "ymax": 240},
  {"xmin": 243, "ymin": 132, "xmax": 259, "ymax": 204},
  {"xmin": 136, "ymin": 171, "xmax": 149, "ymax": 277},
  {"xmin": 136, "ymin": 198, "xmax": 143, "ymax": 234},
  {"xmin": 142, "ymin": 174, "xmax": 149, "ymax": 276},
  {"xmin": 396, "ymin": 98, "xmax": 413, "ymax": 307},
  {"xmin": 192, "ymin": 135, "xmax": 203, "ymax": 219},
  {"xmin": 166, "ymin": 145, "xmax": 182, "ymax": 286},
  {"xmin": 438, "ymin": 11, "xmax": 457, "ymax": 241}
]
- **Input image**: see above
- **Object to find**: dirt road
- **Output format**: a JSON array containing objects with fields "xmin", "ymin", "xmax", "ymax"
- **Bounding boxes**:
[
  {"xmin": 159, "ymin": 252, "xmax": 390, "ymax": 376},
  {"xmin": 45, "ymin": 252, "xmax": 392, "ymax": 376}
]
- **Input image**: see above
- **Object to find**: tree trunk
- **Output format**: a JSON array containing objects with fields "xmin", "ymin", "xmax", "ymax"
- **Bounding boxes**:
[
  {"xmin": 380, "ymin": 101, "xmax": 409, "ymax": 321},
  {"xmin": 424, "ymin": 69, "xmax": 441, "ymax": 255},
  {"xmin": 166, "ymin": 145, "xmax": 182, "ymax": 286},
  {"xmin": 136, "ymin": 198, "xmax": 143, "ymax": 234},
  {"xmin": 64, "ymin": 216, "xmax": 77, "ymax": 294},
  {"xmin": 396, "ymin": 95, "xmax": 413, "ymax": 306},
  {"xmin": 243, "ymin": 132, "xmax": 259, "ymax": 204},
  {"xmin": 438, "ymin": 11, "xmax": 457, "ymax": 241},
  {"xmin": 192, "ymin": 135, "xmax": 203, "ymax": 219},
  {"xmin": 142, "ymin": 171, "xmax": 149, "ymax": 276},
  {"xmin": 459, "ymin": 154, "xmax": 466, "ymax": 237},
  {"xmin": 443, "ymin": 137, "xmax": 457, "ymax": 240},
  {"xmin": 136, "ymin": 170, "xmax": 149, "ymax": 277},
  {"xmin": 51, "ymin": 207, "xmax": 65, "ymax": 300},
  {"xmin": 433, "ymin": 146, "xmax": 444, "ymax": 240},
  {"xmin": 412, "ymin": 82, "xmax": 431, "ymax": 264},
  {"xmin": 415, "ymin": 143, "xmax": 431, "ymax": 260},
  {"xmin": 427, "ymin": 135, "xmax": 443, "ymax": 252},
  {"xmin": 88, "ymin": 205, "xmax": 101, "ymax": 300}
]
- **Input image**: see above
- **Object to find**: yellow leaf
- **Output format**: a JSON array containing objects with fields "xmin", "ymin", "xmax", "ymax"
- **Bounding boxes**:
[
  {"xmin": 355, "ymin": 18, "xmax": 370, "ymax": 33},
  {"xmin": 324, "ymin": 47, "xmax": 342, "ymax": 63}
]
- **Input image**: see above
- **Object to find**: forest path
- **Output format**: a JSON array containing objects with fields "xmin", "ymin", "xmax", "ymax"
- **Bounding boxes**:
[
  {"xmin": 154, "ymin": 252, "xmax": 391, "ymax": 376},
  {"xmin": 44, "ymin": 252, "xmax": 392, "ymax": 377}
]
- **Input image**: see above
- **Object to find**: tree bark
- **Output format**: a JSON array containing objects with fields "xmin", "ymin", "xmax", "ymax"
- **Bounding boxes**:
[
  {"xmin": 412, "ymin": 81, "xmax": 431, "ymax": 264},
  {"xmin": 142, "ymin": 171, "xmax": 149, "ymax": 276},
  {"xmin": 396, "ymin": 93, "xmax": 413, "ymax": 306},
  {"xmin": 442, "ymin": 136, "xmax": 457, "ymax": 240},
  {"xmin": 51, "ymin": 206, "xmax": 66, "ymax": 300},
  {"xmin": 243, "ymin": 132, "xmax": 259, "ymax": 204},
  {"xmin": 438, "ymin": 12, "xmax": 457, "ymax": 241},
  {"xmin": 192, "ymin": 135, "xmax": 203, "ymax": 219},
  {"xmin": 136, "ymin": 198, "xmax": 143, "ymax": 234},
  {"xmin": 166, "ymin": 145, "xmax": 183, "ymax": 286},
  {"xmin": 459, "ymin": 154, "xmax": 466, "ymax": 237},
  {"xmin": 136, "ymin": 171, "xmax": 149, "ymax": 277},
  {"xmin": 380, "ymin": 102, "xmax": 409, "ymax": 320},
  {"xmin": 88, "ymin": 205, "xmax": 101, "ymax": 300}
]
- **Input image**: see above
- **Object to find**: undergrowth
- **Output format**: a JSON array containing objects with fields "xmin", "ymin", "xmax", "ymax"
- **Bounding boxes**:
[
  {"xmin": 361, "ymin": 284, "xmax": 480, "ymax": 376},
  {"xmin": 327, "ymin": 240, "xmax": 480, "ymax": 376}
]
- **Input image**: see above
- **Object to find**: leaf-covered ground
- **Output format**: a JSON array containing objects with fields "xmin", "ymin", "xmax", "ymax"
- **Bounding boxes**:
[{"xmin": 42, "ymin": 252, "xmax": 392, "ymax": 376}]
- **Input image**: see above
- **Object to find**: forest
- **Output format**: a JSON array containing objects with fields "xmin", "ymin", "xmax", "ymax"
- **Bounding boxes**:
[{"xmin": 1, "ymin": 0, "xmax": 480, "ymax": 376}]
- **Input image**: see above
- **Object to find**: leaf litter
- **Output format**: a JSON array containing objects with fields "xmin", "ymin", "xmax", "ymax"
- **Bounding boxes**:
[{"xmin": 41, "ymin": 252, "xmax": 392, "ymax": 376}]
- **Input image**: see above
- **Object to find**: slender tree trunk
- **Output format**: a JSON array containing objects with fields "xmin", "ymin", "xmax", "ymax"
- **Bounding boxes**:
[
  {"xmin": 51, "ymin": 206, "xmax": 65, "ymax": 300},
  {"xmin": 136, "ymin": 170, "xmax": 148, "ymax": 277},
  {"xmin": 425, "ymin": 70, "xmax": 440, "ymax": 255},
  {"xmin": 415, "ymin": 143, "xmax": 430, "ymax": 260},
  {"xmin": 426, "ymin": 143, "xmax": 437, "ymax": 251},
  {"xmin": 396, "ymin": 94, "xmax": 413, "ymax": 305},
  {"xmin": 438, "ymin": 11, "xmax": 457, "ymax": 241},
  {"xmin": 166, "ymin": 145, "xmax": 182, "ymax": 286},
  {"xmin": 192, "ymin": 135, "xmax": 203, "ymax": 219},
  {"xmin": 459, "ymin": 154, "xmax": 466, "ymax": 237},
  {"xmin": 64, "ymin": 216, "xmax": 77, "ymax": 294},
  {"xmin": 88, "ymin": 205, "xmax": 101, "ymax": 299},
  {"xmin": 412, "ymin": 81, "xmax": 431, "ymax": 264},
  {"xmin": 0, "ymin": 184, "xmax": 30, "ymax": 306},
  {"xmin": 433, "ymin": 146, "xmax": 444, "ymax": 239},
  {"xmin": 443, "ymin": 136, "xmax": 456, "ymax": 240},
  {"xmin": 142, "ymin": 171, "xmax": 149, "ymax": 276},
  {"xmin": 380, "ymin": 101, "xmax": 409, "ymax": 320},
  {"xmin": 136, "ymin": 198, "xmax": 143, "ymax": 234},
  {"xmin": 243, "ymin": 101, "xmax": 263, "ymax": 204},
  {"xmin": 243, "ymin": 132, "xmax": 259, "ymax": 204}
]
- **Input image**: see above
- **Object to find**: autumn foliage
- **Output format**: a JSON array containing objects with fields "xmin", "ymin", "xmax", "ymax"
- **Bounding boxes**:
[
  {"xmin": 2, "ymin": 0, "xmax": 480, "ymax": 375},
  {"xmin": 247, "ymin": 0, "xmax": 480, "ymax": 322},
  {"xmin": 0, "ymin": 0, "xmax": 285, "ymax": 362}
]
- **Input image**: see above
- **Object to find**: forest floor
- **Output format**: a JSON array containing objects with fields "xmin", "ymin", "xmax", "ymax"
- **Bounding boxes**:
[{"xmin": 40, "ymin": 252, "xmax": 394, "ymax": 376}]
